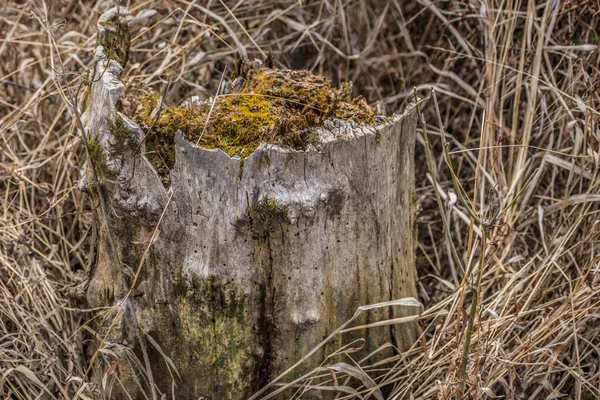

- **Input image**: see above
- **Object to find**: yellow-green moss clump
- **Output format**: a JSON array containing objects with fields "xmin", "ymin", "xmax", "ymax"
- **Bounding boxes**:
[
  {"xmin": 132, "ymin": 68, "xmax": 374, "ymax": 161},
  {"xmin": 87, "ymin": 137, "xmax": 109, "ymax": 176}
]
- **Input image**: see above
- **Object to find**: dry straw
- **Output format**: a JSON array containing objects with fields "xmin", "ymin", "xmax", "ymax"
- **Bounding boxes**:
[{"xmin": 1, "ymin": 0, "xmax": 598, "ymax": 398}]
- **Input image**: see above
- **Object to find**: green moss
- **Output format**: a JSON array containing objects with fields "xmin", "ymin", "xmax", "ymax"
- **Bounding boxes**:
[
  {"xmin": 107, "ymin": 115, "xmax": 136, "ymax": 156},
  {"xmin": 87, "ymin": 179, "xmax": 108, "ymax": 201},
  {"xmin": 167, "ymin": 275, "xmax": 251, "ymax": 398},
  {"xmin": 87, "ymin": 137, "xmax": 109, "ymax": 176},
  {"xmin": 88, "ymin": 180, "xmax": 97, "ymax": 198},
  {"xmin": 135, "ymin": 92, "xmax": 159, "ymax": 126},
  {"xmin": 129, "ymin": 91, "xmax": 175, "ymax": 186},
  {"xmin": 100, "ymin": 18, "xmax": 129, "ymax": 66},
  {"xmin": 251, "ymin": 196, "xmax": 290, "ymax": 236},
  {"xmin": 131, "ymin": 67, "xmax": 374, "ymax": 166},
  {"xmin": 145, "ymin": 94, "xmax": 278, "ymax": 159}
]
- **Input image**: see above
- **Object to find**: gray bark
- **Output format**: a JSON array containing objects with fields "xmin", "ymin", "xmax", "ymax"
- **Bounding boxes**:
[{"xmin": 82, "ymin": 8, "xmax": 421, "ymax": 399}]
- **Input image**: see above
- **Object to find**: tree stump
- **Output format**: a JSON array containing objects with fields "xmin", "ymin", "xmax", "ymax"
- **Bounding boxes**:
[{"xmin": 82, "ymin": 8, "xmax": 421, "ymax": 399}]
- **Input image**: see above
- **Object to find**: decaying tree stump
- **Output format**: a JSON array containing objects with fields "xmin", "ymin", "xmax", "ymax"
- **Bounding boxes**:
[{"xmin": 82, "ymin": 8, "xmax": 422, "ymax": 399}]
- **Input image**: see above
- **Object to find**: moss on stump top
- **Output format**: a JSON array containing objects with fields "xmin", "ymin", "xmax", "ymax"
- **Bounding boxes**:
[{"xmin": 133, "ymin": 67, "xmax": 375, "ymax": 158}]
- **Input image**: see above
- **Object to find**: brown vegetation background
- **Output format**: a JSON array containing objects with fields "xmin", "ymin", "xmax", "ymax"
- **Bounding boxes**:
[{"xmin": 1, "ymin": 0, "xmax": 599, "ymax": 398}]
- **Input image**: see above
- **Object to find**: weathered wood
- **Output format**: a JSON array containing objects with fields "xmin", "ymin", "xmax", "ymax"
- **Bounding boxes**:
[{"xmin": 82, "ymin": 8, "xmax": 421, "ymax": 399}]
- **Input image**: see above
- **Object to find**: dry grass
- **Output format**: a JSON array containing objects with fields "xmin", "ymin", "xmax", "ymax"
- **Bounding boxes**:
[{"xmin": 1, "ymin": 0, "xmax": 599, "ymax": 399}]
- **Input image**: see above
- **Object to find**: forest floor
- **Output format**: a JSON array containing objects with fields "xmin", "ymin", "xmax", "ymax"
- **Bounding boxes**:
[{"xmin": 1, "ymin": 0, "xmax": 599, "ymax": 398}]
